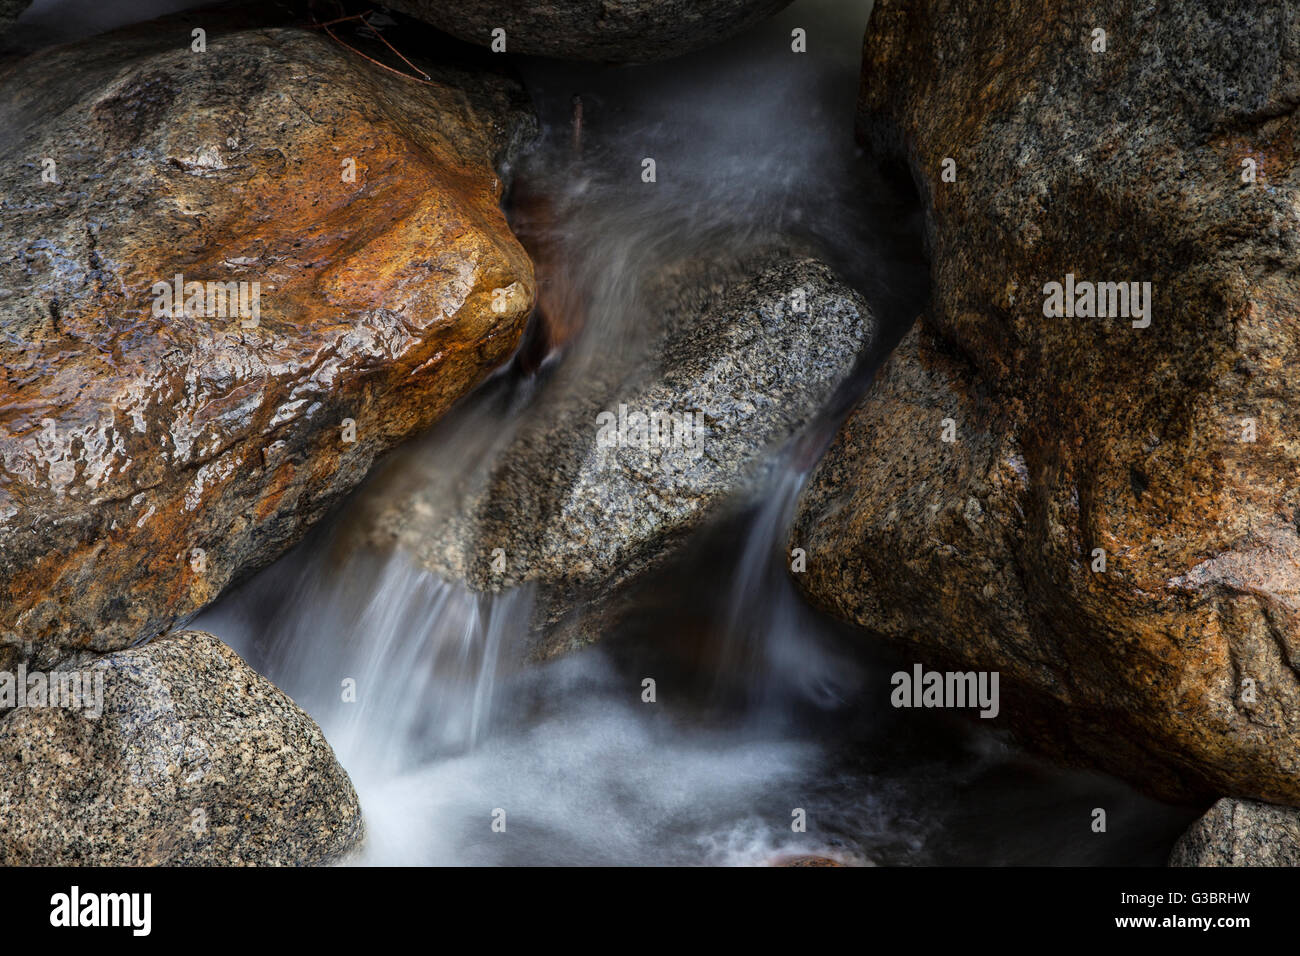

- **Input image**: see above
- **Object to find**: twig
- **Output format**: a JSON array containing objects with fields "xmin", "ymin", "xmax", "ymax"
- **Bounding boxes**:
[
  {"xmin": 310, "ymin": 8, "xmax": 437, "ymax": 86},
  {"xmin": 368, "ymin": 19, "xmax": 432, "ymax": 80}
]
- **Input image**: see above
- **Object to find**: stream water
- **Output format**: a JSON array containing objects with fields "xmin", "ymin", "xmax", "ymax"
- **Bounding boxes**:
[{"xmin": 13, "ymin": 0, "xmax": 1200, "ymax": 865}]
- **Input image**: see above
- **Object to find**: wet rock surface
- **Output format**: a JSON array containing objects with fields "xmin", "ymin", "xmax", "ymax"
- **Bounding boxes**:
[
  {"xmin": 0, "ymin": 630, "xmax": 362, "ymax": 865},
  {"xmin": 369, "ymin": 246, "xmax": 873, "ymax": 659},
  {"xmin": 382, "ymin": 0, "xmax": 794, "ymax": 64},
  {"xmin": 793, "ymin": 0, "xmax": 1300, "ymax": 803},
  {"xmin": 1171, "ymin": 798, "xmax": 1300, "ymax": 867},
  {"xmin": 0, "ymin": 10, "xmax": 536, "ymax": 668}
]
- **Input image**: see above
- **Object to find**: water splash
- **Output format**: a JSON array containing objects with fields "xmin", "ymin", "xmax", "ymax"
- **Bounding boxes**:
[{"xmin": 197, "ymin": 538, "xmax": 530, "ymax": 776}]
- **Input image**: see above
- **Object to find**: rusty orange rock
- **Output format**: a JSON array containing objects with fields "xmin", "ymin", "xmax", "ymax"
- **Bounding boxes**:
[{"xmin": 0, "ymin": 11, "xmax": 536, "ymax": 667}]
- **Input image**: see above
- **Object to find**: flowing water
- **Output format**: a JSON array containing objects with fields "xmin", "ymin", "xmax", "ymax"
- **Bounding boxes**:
[{"xmin": 13, "ymin": 0, "xmax": 1200, "ymax": 865}]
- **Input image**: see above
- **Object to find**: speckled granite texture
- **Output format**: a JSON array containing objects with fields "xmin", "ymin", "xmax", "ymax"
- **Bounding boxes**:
[
  {"xmin": 0, "ymin": 631, "xmax": 362, "ymax": 865},
  {"xmin": 793, "ymin": 0, "xmax": 1300, "ymax": 804},
  {"xmin": 369, "ymin": 247, "xmax": 874, "ymax": 659},
  {"xmin": 1172, "ymin": 798, "xmax": 1300, "ymax": 866}
]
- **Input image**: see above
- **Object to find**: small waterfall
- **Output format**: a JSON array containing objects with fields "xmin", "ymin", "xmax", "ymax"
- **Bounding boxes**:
[
  {"xmin": 711, "ymin": 451, "xmax": 864, "ymax": 716},
  {"xmin": 196, "ymin": 533, "xmax": 534, "ymax": 779},
  {"xmin": 189, "ymin": 0, "xmax": 1192, "ymax": 867}
]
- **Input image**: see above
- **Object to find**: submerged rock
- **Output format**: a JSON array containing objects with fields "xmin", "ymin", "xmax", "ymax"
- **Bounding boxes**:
[
  {"xmin": 0, "ymin": 630, "xmax": 362, "ymax": 865},
  {"xmin": 1171, "ymin": 798, "xmax": 1300, "ymax": 867},
  {"xmin": 793, "ymin": 0, "xmax": 1300, "ymax": 803},
  {"xmin": 383, "ymin": 0, "xmax": 793, "ymax": 63},
  {"xmin": 369, "ymin": 246, "xmax": 873, "ymax": 659},
  {"xmin": 771, "ymin": 855, "xmax": 850, "ymax": 867},
  {"xmin": 0, "ymin": 11, "xmax": 536, "ymax": 668}
]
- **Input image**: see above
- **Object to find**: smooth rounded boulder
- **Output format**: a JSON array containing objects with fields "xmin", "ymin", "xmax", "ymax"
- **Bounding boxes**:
[{"xmin": 0, "ymin": 630, "xmax": 362, "ymax": 865}]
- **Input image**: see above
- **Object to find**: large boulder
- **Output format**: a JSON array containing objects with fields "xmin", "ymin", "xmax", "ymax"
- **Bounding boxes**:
[
  {"xmin": 0, "ymin": 10, "xmax": 536, "ymax": 669},
  {"xmin": 0, "ymin": 630, "xmax": 362, "ymax": 865},
  {"xmin": 1171, "ymin": 798, "xmax": 1300, "ymax": 867},
  {"xmin": 368, "ymin": 246, "xmax": 873, "ymax": 659},
  {"xmin": 793, "ymin": 0, "xmax": 1300, "ymax": 803},
  {"xmin": 382, "ymin": 0, "xmax": 793, "ymax": 64}
]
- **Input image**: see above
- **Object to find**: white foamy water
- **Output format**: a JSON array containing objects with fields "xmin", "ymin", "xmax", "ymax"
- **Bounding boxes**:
[{"xmin": 195, "ymin": 399, "xmax": 880, "ymax": 866}]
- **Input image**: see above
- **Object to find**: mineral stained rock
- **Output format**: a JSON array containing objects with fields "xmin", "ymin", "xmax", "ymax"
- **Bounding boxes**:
[
  {"xmin": 0, "ymin": 11, "xmax": 536, "ymax": 667},
  {"xmin": 0, "ymin": 630, "xmax": 362, "ymax": 865},
  {"xmin": 793, "ymin": 0, "xmax": 1300, "ymax": 803}
]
